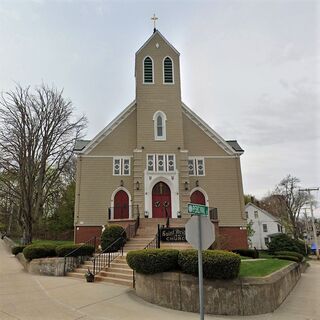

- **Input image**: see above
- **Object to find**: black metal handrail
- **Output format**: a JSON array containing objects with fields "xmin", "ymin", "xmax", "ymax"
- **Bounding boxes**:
[
  {"xmin": 144, "ymin": 233, "xmax": 160, "ymax": 249},
  {"xmin": 63, "ymin": 236, "xmax": 98, "ymax": 276},
  {"xmin": 92, "ymin": 236, "xmax": 125, "ymax": 275}
]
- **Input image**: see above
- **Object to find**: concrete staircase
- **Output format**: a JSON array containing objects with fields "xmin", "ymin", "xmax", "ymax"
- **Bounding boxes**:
[{"xmin": 67, "ymin": 218, "xmax": 192, "ymax": 286}]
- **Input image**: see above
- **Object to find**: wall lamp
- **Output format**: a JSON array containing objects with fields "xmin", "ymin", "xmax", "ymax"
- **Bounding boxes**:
[
  {"xmin": 120, "ymin": 180, "xmax": 124, "ymax": 187},
  {"xmin": 136, "ymin": 181, "xmax": 140, "ymax": 190},
  {"xmin": 196, "ymin": 180, "xmax": 199, "ymax": 187},
  {"xmin": 184, "ymin": 181, "xmax": 189, "ymax": 191}
]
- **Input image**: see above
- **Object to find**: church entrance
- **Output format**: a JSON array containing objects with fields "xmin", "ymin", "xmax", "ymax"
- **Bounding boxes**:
[
  {"xmin": 152, "ymin": 182, "xmax": 172, "ymax": 218},
  {"xmin": 190, "ymin": 190, "xmax": 206, "ymax": 205},
  {"xmin": 114, "ymin": 190, "xmax": 129, "ymax": 219}
]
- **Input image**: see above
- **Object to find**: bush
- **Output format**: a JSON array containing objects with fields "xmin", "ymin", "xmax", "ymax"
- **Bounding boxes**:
[
  {"xmin": 232, "ymin": 249, "xmax": 259, "ymax": 259},
  {"xmin": 178, "ymin": 249, "xmax": 241, "ymax": 280},
  {"xmin": 273, "ymin": 255, "xmax": 300, "ymax": 263},
  {"xmin": 268, "ymin": 234, "xmax": 307, "ymax": 256},
  {"xmin": 126, "ymin": 249, "xmax": 179, "ymax": 274},
  {"xmin": 56, "ymin": 244, "xmax": 95, "ymax": 257},
  {"xmin": 22, "ymin": 244, "xmax": 57, "ymax": 260},
  {"xmin": 101, "ymin": 224, "xmax": 126, "ymax": 251},
  {"xmin": 275, "ymin": 251, "xmax": 303, "ymax": 262},
  {"xmin": 12, "ymin": 245, "xmax": 27, "ymax": 255}
]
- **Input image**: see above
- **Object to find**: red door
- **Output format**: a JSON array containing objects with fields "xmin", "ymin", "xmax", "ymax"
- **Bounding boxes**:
[
  {"xmin": 190, "ymin": 190, "xmax": 206, "ymax": 205},
  {"xmin": 152, "ymin": 182, "xmax": 172, "ymax": 218},
  {"xmin": 114, "ymin": 190, "xmax": 129, "ymax": 219}
]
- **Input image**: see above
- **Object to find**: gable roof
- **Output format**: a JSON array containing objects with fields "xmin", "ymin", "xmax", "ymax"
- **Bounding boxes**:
[
  {"xmin": 135, "ymin": 30, "xmax": 180, "ymax": 56},
  {"xmin": 181, "ymin": 102, "xmax": 244, "ymax": 156},
  {"xmin": 245, "ymin": 202, "xmax": 281, "ymax": 223},
  {"xmin": 78, "ymin": 100, "xmax": 136, "ymax": 155}
]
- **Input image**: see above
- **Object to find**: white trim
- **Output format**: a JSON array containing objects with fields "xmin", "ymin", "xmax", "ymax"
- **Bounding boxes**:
[
  {"xmin": 188, "ymin": 157, "xmax": 205, "ymax": 176},
  {"xmin": 146, "ymin": 153, "xmax": 176, "ymax": 173},
  {"xmin": 181, "ymin": 102, "xmax": 242, "ymax": 156},
  {"xmin": 144, "ymin": 172, "xmax": 180, "ymax": 218},
  {"xmin": 152, "ymin": 111, "xmax": 167, "ymax": 141},
  {"xmin": 162, "ymin": 56, "xmax": 175, "ymax": 85},
  {"xmin": 81, "ymin": 101, "xmax": 136, "ymax": 155},
  {"xmin": 136, "ymin": 30, "xmax": 180, "ymax": 56},
  {"xmin": 113, "ymin": 156, "xmax": 131, "ymax": 176},
  {"xmin": 110, "ymin": 187, "xmax": 132, "ymax": 220},
  {"xmin": 143, "ymin": 56, "xmax": 154, "ymax": 84},
  {"xmin": 203, "ymin": 155, "xmax": 238, "ymax": 159},
  {"xmin": 190, "ymin": 187, "xmax": 210, "ymax": 207}
]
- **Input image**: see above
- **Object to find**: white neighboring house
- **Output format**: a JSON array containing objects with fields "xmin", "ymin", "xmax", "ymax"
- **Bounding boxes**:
[{"xmin": 245, "ymin": 203, "xmax": 284, "ymax": 250}]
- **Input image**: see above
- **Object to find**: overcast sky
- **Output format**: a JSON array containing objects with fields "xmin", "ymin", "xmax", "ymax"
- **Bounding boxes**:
[{"xmin": 0, "ymin": 0, "xmax": 319, "ymax": 212}]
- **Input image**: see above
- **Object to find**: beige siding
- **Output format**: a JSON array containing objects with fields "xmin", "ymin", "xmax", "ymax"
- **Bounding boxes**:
[{"xmin": 89, "ymin": 110, "xmax": 137, "ymax": 155}]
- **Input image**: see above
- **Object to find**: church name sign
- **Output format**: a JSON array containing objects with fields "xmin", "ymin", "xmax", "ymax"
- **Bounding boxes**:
[{"xmin": 160, "ymin": 227, "xmax": 186, "ymax": 242}]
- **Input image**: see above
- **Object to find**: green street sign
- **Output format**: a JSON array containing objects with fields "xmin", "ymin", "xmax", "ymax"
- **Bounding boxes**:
[{"xmin": 187, "ymin": 203, "xmax": 208, "ymax": 216}]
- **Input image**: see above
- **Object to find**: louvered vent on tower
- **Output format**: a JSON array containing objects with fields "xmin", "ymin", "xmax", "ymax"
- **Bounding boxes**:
[
  {"xmin": 144, "ymin": 57, "xmax": 153, "ymax": 83},
  {"xmin": 164, "ymin": 57, "xmax": 173, "ymax": 83}
]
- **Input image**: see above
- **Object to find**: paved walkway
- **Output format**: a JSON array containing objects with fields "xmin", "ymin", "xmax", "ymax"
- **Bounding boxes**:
[{"xmin": 0, "ymin": 239, "xmax": 319, "ymax": 320}]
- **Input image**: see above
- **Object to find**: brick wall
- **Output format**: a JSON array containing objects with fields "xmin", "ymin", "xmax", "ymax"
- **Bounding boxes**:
[
  {"xmin": 75, "ymin": 226, "xmax": 102, "ymax": 245},
  {"xmin": 218, "ymin": 227, "xmax": 248, "ymax": 250}
]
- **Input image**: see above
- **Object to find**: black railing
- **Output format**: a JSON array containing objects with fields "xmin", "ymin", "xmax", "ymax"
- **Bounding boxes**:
[
  {"xmin": 123, "ymin": 216, "xmax": 140, "ymax": 240},
  {"xmin": 63, "ymin": 236, "xmax": 98, "ymax": 276},
  {"xmin": 144, "ymin": 226, "xmax": 160, "ymax": 249},
  {"xmin": 108, "ymin": 205, "xmax": 140, "ymax": 220},
  {"xmin": 92, "ymin": 236, "xmax": 125, "ymax": 275}
]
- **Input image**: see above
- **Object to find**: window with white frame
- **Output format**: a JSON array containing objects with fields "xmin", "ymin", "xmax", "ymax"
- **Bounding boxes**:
[
  {"xmin": 163, "ymin": 57, "xmax": 173, "ymax": 83},
  {"xmin": 263, "ymin": 224, "xmax": 268, "ymax": 232},
  {"xmin": 113, "ymin": 157, "xmax": 131, "ymax": 176},
  {"xmin": 153, "ymin": 111, "xmax": 167, "ymax": 140},
  {"xmin": 146, "ymin": 154, "xmax": 175, "ymax": 172},
  {"xmin": 254, "ymin": 211, "xmax": 258, "ymax": 219},
  {"xmin": 188, "ymin": 157, "xmax": 205, "ymax": 176},
  {"xmin": 143, "ymin": 56, "xmax": 153, "ymax": 83}
]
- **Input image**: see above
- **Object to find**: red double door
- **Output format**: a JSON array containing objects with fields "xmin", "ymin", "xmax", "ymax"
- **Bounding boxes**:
[
  {"xmin": 190, "ymin": 190, "xmax": 206, "ymax": 205},
  {"xmin": 114, "ymin": 190, "xmax": 129, "ymax": 219},
  {"xmin": 152, "ymin": 182, "xmax": 172, "ymax": 218}
]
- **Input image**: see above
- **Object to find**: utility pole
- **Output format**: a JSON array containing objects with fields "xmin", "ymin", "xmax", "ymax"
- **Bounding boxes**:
[
  {"xmin": 299, "ymin": 188, "xmax": 319, "ymax": 260},
  {"xmin": 302, "ymin": 208, "xmax": 310, "ymax": 255}
]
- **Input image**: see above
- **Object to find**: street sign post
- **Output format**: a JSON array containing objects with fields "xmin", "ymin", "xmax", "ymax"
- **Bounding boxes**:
[{"xmin": 186, "ymin": 205, "xmax": 215, "ymax": 320}]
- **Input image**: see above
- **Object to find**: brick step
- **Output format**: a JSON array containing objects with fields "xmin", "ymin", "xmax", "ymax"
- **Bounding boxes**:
[
  {"xmin": 67, "ymin": 272, "xmax": 85, "ymax": 279},
  {"xmin": 94, "ymin": 275, "xmax": 132, "ymax": 287},
  {"xmin": 110, "ymin": 262, "xmax": 130, "ymax": 269},
  {"xmin": 99, "ymin": 271, "xmax": 133, "ymax": 280},
  {"xmin": 127, "ymin": 238, "xmax": 153, "ymax": 242},
  {"xmin": 73, "ymin": 268, "xmax": 90, "ymax": 273}
]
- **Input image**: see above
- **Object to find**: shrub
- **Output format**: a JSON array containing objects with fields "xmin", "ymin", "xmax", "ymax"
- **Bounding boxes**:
[
  {"xmin": 232, "ymin": 249, "xmax": 259, "ymax": 259},
  {"xmin": 275, "ymin": 251, "xmax": 303, "ymax": 262},
  {"xmin": 12, "ymin": 245, "xmax": 27, "ymax": 255},
  {"xmin": 267, "ymin": 234, "xmax": 307, "ymax": 256},
  {"xmin": 126, "ymin": 249, "xmax": 179, "ymax": 274},
  {"xmin": 56, "ymin": 244, "xmax": 95, "ymax": 257},
  {"xmin": 22, "ymin": 244, "xmax": 57, "ymax": 260},
  {"xmin": 101, "ymin": 224, "xmax": 126, "ymax": 251},
  {"xmin": 273, "ymin": 255, "xmax": 300, "ymax": 263},
  {"xmin": 178, "ymin": 249, "xmax": 241, "ymax": 280}
]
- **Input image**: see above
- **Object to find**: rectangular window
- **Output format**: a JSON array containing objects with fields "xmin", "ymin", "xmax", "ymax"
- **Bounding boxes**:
[
  {"xmin": 113, "ymin": 157, "xmax": 130, "ymax": 176},
  {"xmin": 147, "ymin": 154, "xmax": 155, "ymax": 172},
  {"xmin": 188, "ymin": 157, "xmax": 205, "ymax": 176},
  {"xmin": 254, "ymin": 211, "xmax": 258, "ymax": 219},
  {"xmin": 147, "ymin": 154, "xmax": 175, "ymax": 173},
  {"xmin": 277, "ymin": 224, "xmax": 282, "ymax": 233},
  {"xmin": 263, "ymin": 224, "xmax": 268, "ymax": 232},
  {"xmin": 245, "ymin": 211, "xmax": 248, "ymax": 219},
  {"xmin": 157, "ymin": 154, "xmax": 165, "ymax": 172},
  {"xmin": 264, "ymin": 237, "xmax": 270, "ymax": 246},
  {"xmin": 167, "ymin": 154, "xmax": 175, "ymax": 172}
]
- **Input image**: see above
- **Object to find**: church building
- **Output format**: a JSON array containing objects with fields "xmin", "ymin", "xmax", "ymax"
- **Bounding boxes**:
[{"xmin": 74, "ymin": 28, "xmax": 248, "ymax": 250}]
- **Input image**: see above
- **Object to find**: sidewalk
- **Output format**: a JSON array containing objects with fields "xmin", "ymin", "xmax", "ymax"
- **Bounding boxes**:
[{"xmin": 0, "ymin": 239, "xmax": 319, "ymax": 320}]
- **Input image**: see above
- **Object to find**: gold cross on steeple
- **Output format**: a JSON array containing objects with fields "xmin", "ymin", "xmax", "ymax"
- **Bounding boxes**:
[{"xmin": 151, "ymin": 14, "xmax": 158, "ymax": 32}]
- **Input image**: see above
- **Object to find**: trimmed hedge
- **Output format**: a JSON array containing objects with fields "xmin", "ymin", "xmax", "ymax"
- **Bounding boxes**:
[
  {"xmin": 23, "ymin": 244, "xmax": 57, "ymax": 260},
  {"xmin": 55, "ymin": 244, "xmax": 95, "ymax": 257},
  {"xmin": 101, "ymin": 224, "xmax": 126, "ymax": 251},
  {"xmin": 232, "ymin": 249, "xmax": 259, "ymax": 259},
  {"xmin": 126, "ymin": 249, "xmax": 179, "ymax": 274},
  {"xmin": 178, "ymin": 249, "xmax": 241, "ymax": 280},
  {"xmin": 12, "ymin": 245, "xmax": 27, "ymax": 255},
  {"xmin": 275, "ymin": 251, "xmax": 303, "ymax": 262},
  {"xmin": 273, "ymin": 255, "xmax": 300, "ymax": 263},
  {"xmin": 268, "ymin": 234, "xmax": 308, "ymax": 256}
]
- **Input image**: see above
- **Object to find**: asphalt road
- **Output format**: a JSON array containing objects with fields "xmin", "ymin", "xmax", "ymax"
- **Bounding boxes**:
[{"xmin": 0, "ymin": 239, "xmax": 319, "ymax": 320}]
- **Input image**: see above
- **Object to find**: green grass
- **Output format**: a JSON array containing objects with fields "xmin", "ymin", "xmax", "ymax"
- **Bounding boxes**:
[
  {"xmin": 239, "ymin": 259, "xmax": 292, "ymax": 277},
  {"xmin": 31, "ymin": 240, "xmax": 74, "ymax": 246}
]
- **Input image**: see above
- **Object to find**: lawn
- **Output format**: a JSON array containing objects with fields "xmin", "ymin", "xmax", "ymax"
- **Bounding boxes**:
[
  {"xmin": 32, "ymin": 240, "xmax": 74, "ymax": 246},
  {"xmin": 239, "ymin": 259, "xmax": 292, "ymax": 277}
]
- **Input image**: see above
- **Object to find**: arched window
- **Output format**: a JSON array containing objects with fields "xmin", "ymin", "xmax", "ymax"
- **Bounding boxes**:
[
  {"xmin": 153, "ymin": 111, "xmax": 167, "ymax": 140},
  {"xmin": 163, "ymin": 57, "xmax": 174, "ymax": 84},
  {"xmin": 143, "ymin": 56, "xmax": 153, "ymax": 83}
]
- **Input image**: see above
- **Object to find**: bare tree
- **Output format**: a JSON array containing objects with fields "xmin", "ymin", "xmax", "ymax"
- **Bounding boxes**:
[
  {"xmin": 270, "ymin": 175, "xmax": 309, "ymax": 239},
  {"xmin": 0, "ymin": 84, "xmax": 86, "ymax": 243}
]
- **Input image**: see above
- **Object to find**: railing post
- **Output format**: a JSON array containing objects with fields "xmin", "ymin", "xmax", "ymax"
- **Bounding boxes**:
[
  {"xmin": 94, "ymin": 236, "xmax": 96, "ymax": 251},
  {"xmin": 108, "ymin": 252, "xmax": 111, "ymax": 267},
  {"xmin": 63, "ymin": 257, "xmax": 66, "ymax": 276},
  {"xmin": 93, "ymin": 258, "xmax": 96, "ymax": 275},
  {"xmin": 157, "ymin": 224, "xmax": 161, "ymax": 249}
]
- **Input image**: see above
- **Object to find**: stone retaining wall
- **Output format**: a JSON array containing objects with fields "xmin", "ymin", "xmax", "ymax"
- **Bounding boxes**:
[{"xmin": 135, "ymin": 263, "xmax": 303, "ymax": 316}]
